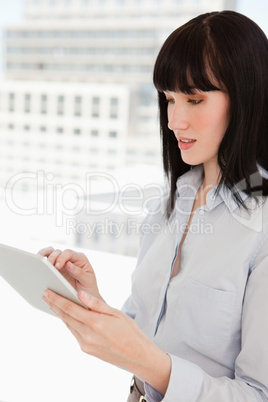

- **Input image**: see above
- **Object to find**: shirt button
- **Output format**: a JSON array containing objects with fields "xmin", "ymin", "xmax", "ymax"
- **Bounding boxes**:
[
  {"xmin": 199, "ymin": 209, "xmax": 205, "ymax": 215},
  {"xmin": 210, "ymin": 195, "xmax": 216, "ymax": 201}
]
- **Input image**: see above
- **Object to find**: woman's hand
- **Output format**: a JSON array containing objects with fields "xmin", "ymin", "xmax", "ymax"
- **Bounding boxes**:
[
  {"xmin": 42, "ymin": 289, "xmax": 171, "ymax": 395},
  {"xmin": 38, "ymin": 247, "xmax": 103, "ymax": 301}
]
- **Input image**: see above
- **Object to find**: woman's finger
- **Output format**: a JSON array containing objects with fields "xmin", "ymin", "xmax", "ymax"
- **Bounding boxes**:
[
  {"xmin": 53, "ymin": 249, "xmax": 78, "ymax": 269},
  {"xmin": 64, "ymin": 262, "xmax": 94, "ymax": 287},
  {"xmin": 46, "ymin": 249, "xmax": 63, "ymax": 266},
  {"xmin": 38, "ymin": 247, "xmax": 63, "ymax": 266},
  {"xmin": 42, "ymin": 290, "xmax": 98, "ymax": 350},
  {"xmin": 45, "ymin": 296, "xmax": 85, "ymax": 331},
  {"xmin": 78, "ymin": 291, "xmax": 112, "ymax": 315},
  {"xmin": 38, "ymin": 246, "xmax": 54, "ymax": 257},
  {"xmin": 43, "ymin": 289, "xmax": 90, "ymax": 323},
  {"xmin": 53, "ymin": 250, "xmax": 88, "ymax": 269}
]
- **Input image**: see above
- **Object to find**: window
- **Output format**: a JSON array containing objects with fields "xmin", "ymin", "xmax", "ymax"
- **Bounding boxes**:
[
  {"xmin": 57, "ymin": 127, "xmax": 64, "ymax": 134},
  {"xmin": 107, "ymin": 149, "xmax": 117, "ymax": 155},
  {"xmin": 73, "ymin": 128, "xmax": 81, "ymax": 135},
  {"xmin": 40, "ymin": 126, "xmax": 47, "ymax": 132},
  {"xmin": 56, "ymin": 144, "xmax": 63, "ymax": 150},
  {"xmin": 109, "ymin": 131, "xmax": 117, "ymax": 138},
  {"xmin": 9, "ymin": 93, "xmax": 15, "ymax": 112},
  {"xmin": 127, "ymin": 149, "xmax": 137, "ymax": 155},
  {"xmin": 91, "ymin": 129, "xmax": 98, "ymax": 136},
  {"xmin": 25, "ymin": 94, "xmax": 31, "ymax": 113},
  {"xmin": 139, "ymin": 84, "xmax": 155, "ymax": 106},
  {"xmin": 74, "ymin": 96, "xmax": 82, "ymax": 116},
  {"xmin": 92, "ymin": 96, "xmax": 100, "ymax": 118},
  {"xmin": 58, "ymin": 95, "xmax": 65, "ymax": 115},
  {"xmin": 110, "ymin": 97, "xmax": 119, "ymax": 119},
  {"xmin": 39, "ymin": 143, "xmax": 47, "ymax": 148},
  {"xmin": 71, "ymin": 175, "xmax": 80, "ymax": 181},
  {"xmin": 21, "ymin": 183, "xmax": 29, "ymax": 192},
  {"xmin": 41, "ymin": 94, "xmax": 47, "ymax": 114},
  {"xmin": 145, "ymin": 150, "xmax": 156, "ymax": 157},
  {"xmin": 24, "ymin": 125, "xmax": 30, "ymax": 131}
]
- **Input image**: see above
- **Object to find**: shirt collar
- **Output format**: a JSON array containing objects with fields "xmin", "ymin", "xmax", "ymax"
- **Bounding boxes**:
[
  {"xmin": 175, "ymin": 165, "xmax": 253, "ymax": 214},
  {"xmin": 176, "ymin": 165, "xmax": 204, "ymax": 199},
  {"xmin": 216, "ymin": 184, "xmax": 249, "ymax": 213}
]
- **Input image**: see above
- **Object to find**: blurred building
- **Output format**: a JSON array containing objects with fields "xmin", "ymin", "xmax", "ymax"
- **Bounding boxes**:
[
  {"xmin": 0, "ymin": 80, "xmax": 129, "ymax": 191},
  {"xmin": 0, "ymin": 0, "xmax": 237, "ymax": 254},
  {"xmin": 1, "ymin": 0, "xmax": 236, "ymax": 184}
]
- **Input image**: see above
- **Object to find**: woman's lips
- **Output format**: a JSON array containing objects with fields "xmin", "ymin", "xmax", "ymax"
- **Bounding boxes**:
[{"xmin": 178, "ymin": 138, "xmax": 196, "ymax": 150}]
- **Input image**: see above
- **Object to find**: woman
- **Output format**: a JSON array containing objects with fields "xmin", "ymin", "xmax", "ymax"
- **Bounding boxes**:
[{"xmin": 40, "ymin": 10, "xmax": 268, "ymax": 401}]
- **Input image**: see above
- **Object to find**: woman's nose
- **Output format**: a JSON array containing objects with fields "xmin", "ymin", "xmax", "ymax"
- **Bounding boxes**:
[{"xmin": 168, "ymin": 104, "xmax": 189, "ymax": 131}]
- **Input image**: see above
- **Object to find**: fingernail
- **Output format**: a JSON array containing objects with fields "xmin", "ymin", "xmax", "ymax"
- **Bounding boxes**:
[
  {"xmin": 68, "ymin": 262, "xmax": 74, "ymax": 271},
  {"xmin": 55, "ymin": 261, "xmax": 61, "ymax": 267},
  {"xmin": 43, "ymin": 290, "xmax": 49, "ymax": 298}
]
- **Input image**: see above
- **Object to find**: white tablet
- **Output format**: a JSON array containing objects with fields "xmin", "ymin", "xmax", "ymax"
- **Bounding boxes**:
[{"xmin": 0, "ymin": 243, "xmax": 86, "ymax": 317}]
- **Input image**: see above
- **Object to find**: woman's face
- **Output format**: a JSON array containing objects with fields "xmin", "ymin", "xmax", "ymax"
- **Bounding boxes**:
[{"xmin": 164, "ymin": 89, "xmax": 230, "ymax": 169}]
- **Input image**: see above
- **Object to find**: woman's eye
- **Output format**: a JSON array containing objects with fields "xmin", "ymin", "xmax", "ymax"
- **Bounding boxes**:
[
  {"xmin": 187, "ymin": 99, "xmax": 203, "ymax": 105},
  {"xmin": 165, "ymin": 98, "xmax": 174, "ymax": 104}
]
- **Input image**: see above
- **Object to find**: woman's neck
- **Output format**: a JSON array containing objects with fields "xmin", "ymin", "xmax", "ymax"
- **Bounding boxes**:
[{"xmin": 202, "ymin": 160, "xmax": 221, "ymax": 190}]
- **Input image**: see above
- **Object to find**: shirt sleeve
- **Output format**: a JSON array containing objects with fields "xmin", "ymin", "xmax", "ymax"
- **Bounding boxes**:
[{"xmin": 145, "ymin": 236, "xmax": 268, "ymax": 402}]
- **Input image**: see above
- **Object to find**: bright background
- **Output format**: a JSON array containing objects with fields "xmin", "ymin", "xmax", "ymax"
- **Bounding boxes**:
[
  {"xmin": 0, "ymin": 0, "xmax": 268, "ymax": 75},
  {"xmin": 0, "ymin": 1, "xmax": 267, "ymax": 401},
  {"xmin": 0, "ymin": 241, "xmax": 135, "ymax": 402}
]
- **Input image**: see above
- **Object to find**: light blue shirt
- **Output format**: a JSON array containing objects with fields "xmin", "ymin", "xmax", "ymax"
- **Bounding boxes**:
[{"xmin": 122, "ymin": 165, "xmax": 268, "ymax": 401}]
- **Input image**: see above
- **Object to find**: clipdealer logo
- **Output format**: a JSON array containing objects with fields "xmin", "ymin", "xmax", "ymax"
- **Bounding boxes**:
[
  {"xmin": 5, "ymin": 170, "xmax": 165, "ymax": 227},
  {"xmin": 4, "ymin": 170, "xmax": 265, "ymax": 234}
]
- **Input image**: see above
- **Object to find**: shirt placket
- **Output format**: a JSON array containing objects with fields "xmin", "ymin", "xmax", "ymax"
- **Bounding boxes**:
[{"xmin": 154, "ymin": 195, "xmax": 194, "ymax": 336}]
